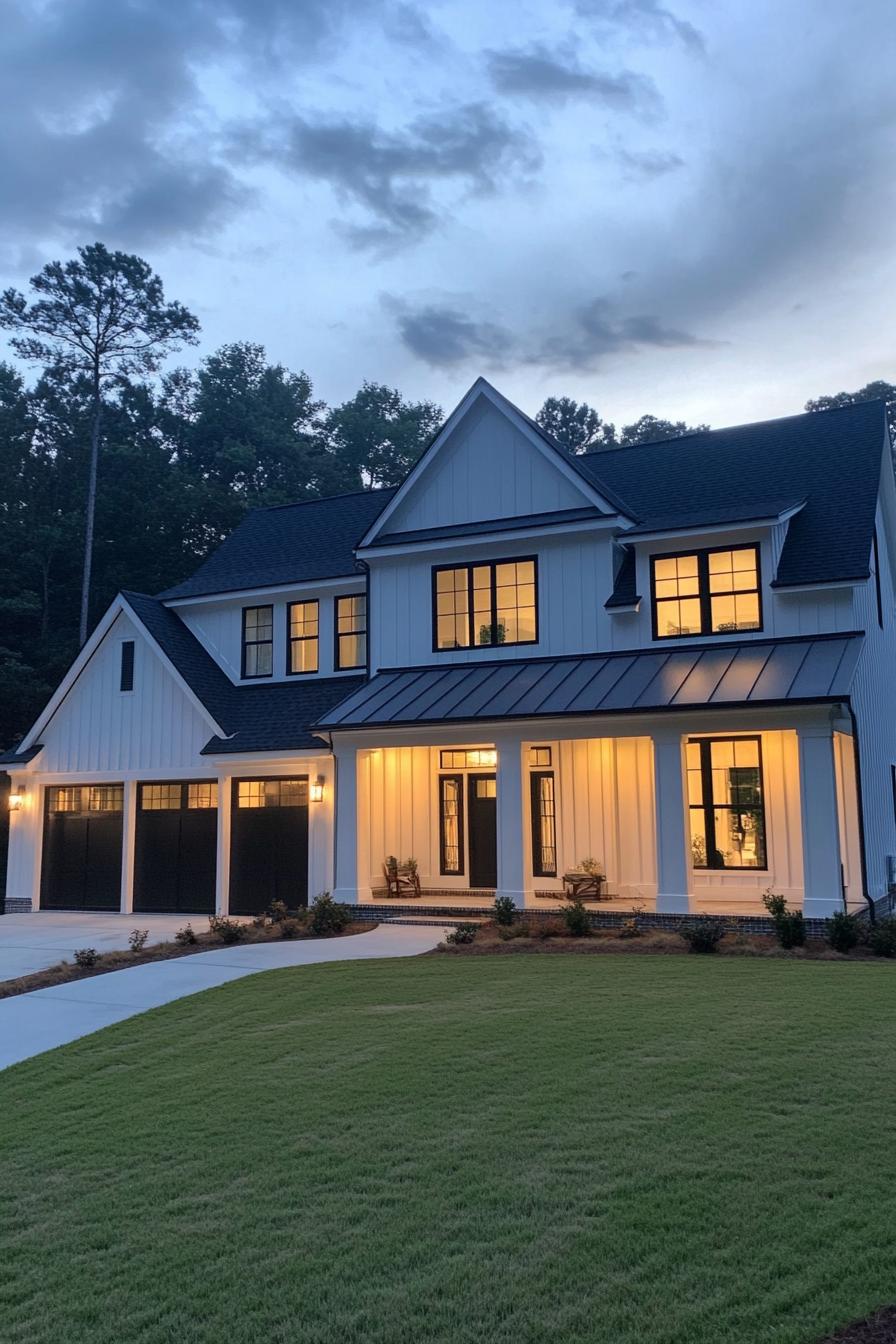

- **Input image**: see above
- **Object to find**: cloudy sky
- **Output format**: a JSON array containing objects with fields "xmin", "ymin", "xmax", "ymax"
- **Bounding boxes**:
[{"xmin": 4, "ymin": 0, "xmax": 896, "ymax": 427}]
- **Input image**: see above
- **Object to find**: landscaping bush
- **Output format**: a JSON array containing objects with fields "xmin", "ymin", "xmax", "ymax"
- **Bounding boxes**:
[
  {"xmin": 865, "ymin": 916, "xmax": 896, "ymax": 958},
  {"xmin": 267, "ymin": 900, "xmax": 289, "ymax": 924},
  {"xmin": 445, "ymin": 923, "xmax": 479, "ymax": 945},
  {"xmin": 493, "ymin": 895, "xmax": 517, "ymax": 926},
  {"xmin": 73, "ymin": 948, "xmax": 99, "ymax": 968},
  {"xmin": 530, "ymin": 917, "xmax": 565, "ymax": 940},
  {"xmin": 308, "ymin": 893, "xmax": 350, "ymax": 935},
  {"xmin": 678, "ymin": 917, "xmax": 726, "ymax": 954},
  {"xmin": 174, "ymin": 924, "xmax": 197, "ymax": 945},
  {"xmin": 279, "ymin": 917, "xmax": 304, "ymax": 940},
  {"xmin": 208, "ymin": 915, "xmax": 245, "ymax": 944},
  {"xmin": 498, "ymin": 922, "xmax": 532, "ymax": 941},
  {"xmin": 825, "ymin": 911, "xmax": 860, "ymax": 954},
  {"xmin": 562, "ymin": 897, "xmax": 592, "ymax": 937},
  {"xmin": 762, "ymin": 892, "xmax": 806, "ymax": 949},
  {"xmin": 618, "ymin": 916, "xmax": 642, "ymax": 939},
  {"xmin": 129, "ymin": 929, "xmax": 149, "ymax": 953},
  {"xmin": 251, "ymin": 912, "xmax": 268, "ymax": 929}
]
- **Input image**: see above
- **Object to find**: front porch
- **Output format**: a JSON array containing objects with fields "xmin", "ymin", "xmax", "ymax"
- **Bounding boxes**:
[{"xmin": 332, "ymin": 708, "xmax": 864, "ymax": 920}]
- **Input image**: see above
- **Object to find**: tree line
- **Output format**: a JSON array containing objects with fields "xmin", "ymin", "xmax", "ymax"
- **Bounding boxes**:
[{"xmin": 0, "ymin": 242, "xmax": 893, "ymax": 749}]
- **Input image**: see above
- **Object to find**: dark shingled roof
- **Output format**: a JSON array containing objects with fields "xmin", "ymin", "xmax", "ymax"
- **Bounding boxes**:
[
  {"xmin": 122, "ymin": 592, "xmax": 360, "ymax": 754},
  {"xmin": 0, "ymin": 744, "xmax": 43, "ymax": 766},
  {"xmin": 370, "ymin": 506, "xmax": 605, "ymax": 548},
  {"xmin": 317, "ymin": 633, "xmax": 864, "ymax": 731},
  {"xmin": 159, "ymin": 487, "xmax": 397, "ymax": 601},
  {"xmin": 578, "ymin": 400, "xmax": 887, "ymax": 588}
]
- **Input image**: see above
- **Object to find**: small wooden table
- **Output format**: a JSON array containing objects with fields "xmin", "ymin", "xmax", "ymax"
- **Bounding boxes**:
[
  {"xmin": 382, "ymin": 865, "xmax": 421, "ymax": 898},
  {"xmin": 562, "ymin": 872, "xmax": 606, "ymax": 901}
]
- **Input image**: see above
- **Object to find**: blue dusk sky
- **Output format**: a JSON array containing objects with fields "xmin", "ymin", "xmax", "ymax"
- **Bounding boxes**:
[{"xmin": 4, "ymin": 0, "xmax": 895, "ymax": 426}]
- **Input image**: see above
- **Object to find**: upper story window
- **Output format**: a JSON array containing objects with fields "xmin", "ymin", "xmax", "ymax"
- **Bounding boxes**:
[
  {"xmin": 433, "ymin": 558, "xmax": 537, "ymax": 651},
  {"xmin": 335, "ymin": 594, "xmax": 367, "ymax": 670},
  {"xmin": 651, "ymin": 546, "xmax": 761, "ymax": 639},
  {"xmin": 242, "ymin": 605, "xmax": 273, "ymax": 678},
  {"xmin": 287, "ymin": 600, "xmax": 319, "ymax": 675}
]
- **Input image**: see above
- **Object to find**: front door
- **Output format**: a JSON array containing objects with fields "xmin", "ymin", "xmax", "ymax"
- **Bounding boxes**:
[{"xmin": 467, "ymin": 774, "xmax": 497, "ymax": 889}]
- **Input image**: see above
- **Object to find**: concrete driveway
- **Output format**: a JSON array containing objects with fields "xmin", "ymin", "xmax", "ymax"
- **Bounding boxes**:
[
  {"xmin": 0, "ymin": 922, "xmax": 451, "ymax": 1071},
  {"xmin": 0, "ymin": 911, "xmax": 224, "ymax": 980}
]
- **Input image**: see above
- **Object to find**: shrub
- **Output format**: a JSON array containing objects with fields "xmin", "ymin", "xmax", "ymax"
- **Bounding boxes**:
[
  {"xmin": 208, "ymin": 915, "xmax": 245, "ymax": 944},
  {"xmin": 498, "ymin": 922, "xmax": 532, "ymax": 940},
  {"xmin": 174, "ymin": 924, "xmax": 197, "ymax": 945},
  {"xmin": 267, "ymin": 900, "xmax": 289, "ymax": 924},
  {"xmin": 762, "ymin": 891, "xmax": 806, "ymax": 949},
  {"xmin": 825, "ymin": 911, "xmax": 860, "ymax": 954},
  {"xmin": 445, "ymin": 922, "xmax": 479, "ymax": 945},
  {"xmin": 308, "ymin": 892, "xmax": 350, "ymax": 935},
  {"xmin": 279, "ymin": 917, "xmax": 304, "ymax": 940},
  {"xmin": 865, "ymin": 916, "xmax": 896, "ymax": 958},
  {"xmin": 618, "ymin": 916, "xmax": 643, "ymax": 940},
  {"xmin": 493, "ymin": 895, "xmax": 517, "ymax": 926},
  {"xmin": 73, "ymin": 947, "xmax": 99, "ymax": 968},
  {"xmin": 562, "ymin": 897, "xmax": 592, "ymax": 937},
  {"xmin": 251, "ymin": 912, "xmax": 268, "ymax": 929},
  {"xmin": 678, "ymin": 917, "xmax": 726, "ymax": 953},
  {"xmin": 530, "ymin": 917, "xmax": 565, "ymax": 940},
  {"xmin": 128, "ymin": 928, "xmax": 149, "ymax": 953}
]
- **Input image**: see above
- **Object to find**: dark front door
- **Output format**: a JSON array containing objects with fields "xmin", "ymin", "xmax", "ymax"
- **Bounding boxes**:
[
  {"xmin": 41, "ymin": 784, "xmax": 123, "ymax": 911},
  {"xmin": 467, "ymin": 774, "xmax": 497, "ymax": 889},
  {"xmin": 134, "ymin": 782, "xmax": 217, "ymax": 914},
  {"xmin": 229, "ymin": 777, "xmax": 309, "ymax": 915}
]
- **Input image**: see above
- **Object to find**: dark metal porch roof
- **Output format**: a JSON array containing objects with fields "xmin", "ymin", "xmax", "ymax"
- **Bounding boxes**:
[{"xmin": 316, "ymin": 633, "xmax": 864, "ymax": 731}]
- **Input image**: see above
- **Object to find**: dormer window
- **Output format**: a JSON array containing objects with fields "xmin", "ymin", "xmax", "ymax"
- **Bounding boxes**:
[
  {"xmin": 242, "ymin": 605, "xmax": 273, "ymax": 678},
  {"xmin": 433, "ymin": 558, "xmax": 538, "ymax": 650},
  {"xmin": 651, "ymin": 546, "xmax": 761, "ymax": 639},
  {"xmin": 287, "ymin": 600, "xmax": 319, "ymax": 675}
]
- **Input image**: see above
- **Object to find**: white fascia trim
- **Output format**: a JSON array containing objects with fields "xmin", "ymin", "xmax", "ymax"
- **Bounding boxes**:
[
  {"xmin": 606, "ymin": 601, "xmax": 641, "ymax": 614},
  {"xmin": 772, "ymin": 578, "xmax": 866, "ymax": 594},
  {"xmin": 164, "ymin": 574, "xmax": 364, "ymax": 608},
  {"xmin": 357, "ymin": 515, "xmax": 622, "ymax": 561},
  {"xmin": 204, "ymin": 748, "xmax": 332, "ymax": 766},
  {"xmin": 357, "ymin": 379, "xmax": 631, "ymax": 547},
  {"xmin": 117, "ymin": 594, "xmax": 228, "ymax": 739},
  {"xmin": 628, "ymin": 509, "xmax": 804, "ymax": 546},
  {"xmin": 20, "ymin": 597, "xmax": 128, "ymax": 750}
]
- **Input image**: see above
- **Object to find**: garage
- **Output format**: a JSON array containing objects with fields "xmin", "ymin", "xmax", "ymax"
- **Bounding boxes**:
[
  {"xmin": 40, "ymin": 784, "xmax": 124, "ymax": 910},
  {"xmin": 229, "ymin": 777, "xmax": 308, "ymax": 915},
  {"xmin": 134, "ymin": 781, "xmax": 218, "ymax": 914}
]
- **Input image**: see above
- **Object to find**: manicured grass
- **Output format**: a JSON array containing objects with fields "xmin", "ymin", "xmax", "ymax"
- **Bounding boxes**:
[{"xmin": 2, "ymin": 956, "xmax": 896, "ymax": 1344}]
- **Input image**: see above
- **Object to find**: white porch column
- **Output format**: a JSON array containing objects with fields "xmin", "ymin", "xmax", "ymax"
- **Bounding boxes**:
[
  {"xmin": 120, "ymin": 779, "xmax": 137, "ymax": 913},
  {"xmin": 651, "ymin": 729, "xmax": 690, "ymax": 913},
  {"xmin": 797, "ymin": 723, "xmax": 843, "ymax": 918},
  {"xmin": 495, "ymin": 732, "xmax": 526, "ymax": 909},
  {"xmin": 333, "ymin": 743, "xmax": 361, "ymax": 903},
  {"xmin": 215, "ymin": 774, "xmax": 232, "ymax": 915}
]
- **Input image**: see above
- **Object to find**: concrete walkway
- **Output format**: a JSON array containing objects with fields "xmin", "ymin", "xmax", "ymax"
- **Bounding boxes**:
[
  {"xmin": 0, "ymin": 911, "xmax": 225, "ymax": 980},
  {"xmin": 0, "ymin": 924, "xmax": 450, "ymax": 1071}
]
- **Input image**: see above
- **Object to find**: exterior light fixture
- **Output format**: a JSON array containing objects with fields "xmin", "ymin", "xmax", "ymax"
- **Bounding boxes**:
[
  {"xmin": 8, "ymin": 785, "xmax": 25, "ymax": 812},
  {"xmin": 310, "ymin": 775, "xmax": 325, "ymax": 803}
]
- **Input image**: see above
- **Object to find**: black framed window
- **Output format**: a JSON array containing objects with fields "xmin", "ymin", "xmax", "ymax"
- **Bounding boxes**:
[
  {"xmin": 242, "ymin": 605, "xmax": 273, "ymax": 678},
  {"xmin": 530, "ymin": 771, "xmax": 557, "ymax": 877},
  {"xmin": 335, "ymin": 594, "xmax": 367, "ymax": 669},
  {"xmin": 439, "ymin": 775, "xmax": 464, "ymax": 875},
  {"xmin": 287, "ymin": 600, "xmax": 319, "ymax": 675},
  {"xmin": 439, "ymin": 748, "xmax": 497, "ymax": 769},
  {"xmin": 433, "ymin": 557, "xmax": 537, "ymax": 650},
  {"xmin": 120, "ymin": 640, "xmax": 135, "ymax": 692},
  {"xmin": 652, "ymin": 546, "xmax": 761, "ymax": 639},
  {"xmin": 686, "ymin": 736, "xmax": 767, "ymax": 870}
]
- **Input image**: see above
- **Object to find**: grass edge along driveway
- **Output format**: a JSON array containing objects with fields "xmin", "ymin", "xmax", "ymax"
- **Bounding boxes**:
[{"xmin": 2, "ymin": 954, "xmax": 895, "ymax": 1344}]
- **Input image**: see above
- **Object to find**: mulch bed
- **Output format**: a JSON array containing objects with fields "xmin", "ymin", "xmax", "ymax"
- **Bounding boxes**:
[
  {"xmin": 0, "ymin": 921, "xmax": 378, "ymax": 1001},
  {"xmin": 431, "ymin": 923, "xmax": 884, "ymax": 959},
  {"xmin": 820, "ymin": 1306, "xmax": 896, "ymax": 1342}
]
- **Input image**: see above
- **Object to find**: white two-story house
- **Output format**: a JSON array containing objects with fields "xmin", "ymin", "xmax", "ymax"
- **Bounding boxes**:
[{"xmin": 4, "ymin": 379, "xmax": 896, "ymax": 925}]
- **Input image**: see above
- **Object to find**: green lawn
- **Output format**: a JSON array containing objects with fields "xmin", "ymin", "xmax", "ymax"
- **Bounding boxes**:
[{"xmin": 2, "ymin": 956, "xmax": 895, "ymax": 1344}]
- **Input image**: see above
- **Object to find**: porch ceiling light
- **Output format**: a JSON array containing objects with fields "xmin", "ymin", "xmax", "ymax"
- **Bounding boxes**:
[{"xmin": 310, "ymin": 775, "xmax": 325, "ymax": 803}]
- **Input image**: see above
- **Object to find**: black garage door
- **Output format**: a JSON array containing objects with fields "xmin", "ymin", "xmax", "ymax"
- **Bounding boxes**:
[
  {"xmin": 134, "ymin": 782, "xmax": 218, "ymax": 913},
  {"xmin": 230, "ymin": 777, "xmax": 309, "ymax": 915},
  {"xmin": 41, "ymin": 784, "xmax": 123, "ymax": 910}
]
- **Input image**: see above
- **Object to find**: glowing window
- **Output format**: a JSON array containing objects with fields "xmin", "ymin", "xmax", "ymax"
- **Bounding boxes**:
[
  {"xmin": 530, "ymin": 772, "xmax": 557, "ymax": 877},
  {"xmin": 287, "ymin": 600, "xmax": 319, "ymax": 675},
  {"xmin": 686, "ymin": 736, "xmax": 767, "ymax": 870},
  {"xmin": 433, "ymin": 558, "xmax": 537, "ymax": 649},
  {"xmin": 187, "ymin": 782, "xmax": 218, "ymax": 809},
  {"xmin": 140, "ymin": 784, "xmax": 181, "ymax": 811},
  {"xmin": 242, "ymin": 605, "xmax": 273, "ymax": 678},
  {"xmin": 89, "ymin": 785, "xmax": 123, "ymax": 813},
  {"xmin": 652, "ymin": 547, "xmax": 760, "ymax": 638},
  {"xmin": 439, "ymin": 749, "xmax": 497, "ymax": 769},
  {"xmin": 335, "ymin": 594, "xmax": 367, "ymax": 670}
]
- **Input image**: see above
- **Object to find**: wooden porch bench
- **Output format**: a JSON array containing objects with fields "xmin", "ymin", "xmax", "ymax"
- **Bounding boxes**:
[{"xmin": 562, "ymin": 872, "xmax": 608, "ymax": 902}]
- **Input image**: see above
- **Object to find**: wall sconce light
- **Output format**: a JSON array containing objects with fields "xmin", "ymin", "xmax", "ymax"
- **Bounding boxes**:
[
  {"xmin": 310, "ymin": 775, "xmax": 325, "ymax": 803},
  {"xmin": 8, "ymin": 785, "xmax": 25, "ymax": 812}
]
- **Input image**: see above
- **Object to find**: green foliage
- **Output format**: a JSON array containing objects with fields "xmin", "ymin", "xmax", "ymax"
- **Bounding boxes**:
[
  {"xmin": 865, "ymin": 917, "xmax": 896, "ymax": 958},
  {"xmin": 323, "ymin": 381, "xmax": 442, "ymax": 489},
  {"xmin": 174, "ymin": 925, "xmax": 197, "ymax": 946},
  {"xmin": 492, "ymin": 896, "xmax": 517, "ymax": 926},
  {"xmin": 535, "ymin": 396, "xmax": 616, "ymax": 453},
  {"xmin": 618, "ymin": 414, "xmax": 709, "ymax": 446},
  {"xmin": 825, "ymin": 911, "xmax": 860, "ymax": 954},
  {"xmin": 267, "ymin": 900, "xmax": 290, "ymax": 924},
  {"xmin": 128, "ymin": 929, "xmax": 149, "ymax": 954},
  {"xmin": 73, "ymin": 948, "xmax": 98, "ymax": 968},
  {"xmin": 806, "ymin": 381, "xmax": 896, "ymax": 444},
  {"xmin": 445, "ymin": 923, "xmax": 479, "ymax": 945},
  {"xmin": 561, "ymin": 898, "xmax": 592, "ymax": 937},
  {"xmin": 762, "ymin": 892, "xmax": 806, "ymax": 949},
  {"xmin": 678, "ymin": 917, "xmax": 726, "ymax": 953},
  {"xmin": 619, "ymin": 907, "xmax": 645, "ymax": 939},
  {"xmin": 208, "ymin": 915, "xmax": 245, "ymax": 944},
  {"xmin": 308, "ymin": 893, "xmax": 351, "ymax": 936}
]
